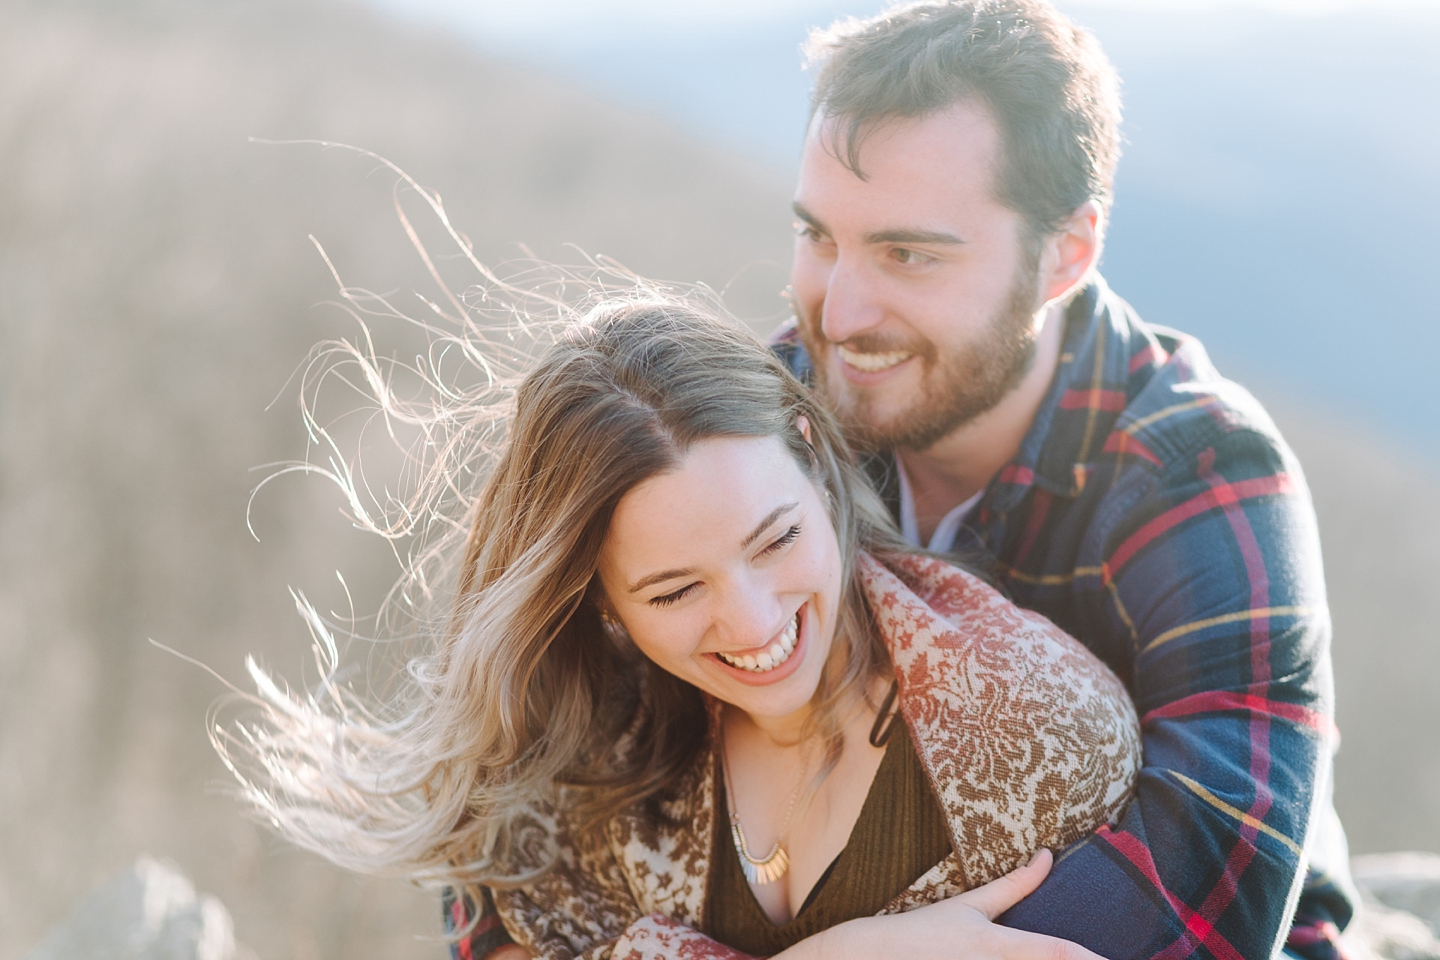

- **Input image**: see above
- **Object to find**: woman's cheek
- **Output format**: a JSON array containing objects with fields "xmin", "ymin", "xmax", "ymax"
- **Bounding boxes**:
[{"xmin": 632, "ymin": 609, "xmax": 707, "ymax": 674}]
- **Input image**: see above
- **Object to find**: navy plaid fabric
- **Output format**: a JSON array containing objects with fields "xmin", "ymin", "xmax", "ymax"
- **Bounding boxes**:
[
  {"xmin": 447, "ymin": 276, "xmax": 1357, "ymax": 959},
  {"xmin": 444, "ymin": 886, "xmax": 510, "ymax": 960},
  {"xmin": 776, "ymin": 277, "xmax": 1357, "ymax": 960}
]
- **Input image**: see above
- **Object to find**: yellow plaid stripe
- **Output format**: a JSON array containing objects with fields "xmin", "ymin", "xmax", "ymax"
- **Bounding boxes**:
[
  {"xmin": 1142, "ymin": 606, "xmax": 1315, "ymax": 654},
  {"xmin": 1123, "ymin": 396, "xmax": 1218, "ymax": 436},
  {"xmin": 1168, "ymin": 771, "xmax": 1303, "ymax": 856}
]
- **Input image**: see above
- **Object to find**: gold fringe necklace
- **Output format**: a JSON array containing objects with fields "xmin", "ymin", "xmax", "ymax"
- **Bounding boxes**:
[{"xmin": 720, "ymin": 732, "xmax": 805, "ymax": 886}]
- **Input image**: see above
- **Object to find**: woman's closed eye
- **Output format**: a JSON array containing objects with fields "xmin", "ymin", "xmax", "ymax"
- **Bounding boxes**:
[
  {"xmin": 649, "ymin": 582, "xmax": 698, "ymax": 608},
  {"xmin": 759, "ymin": 523, "xmax": 801, "ymax": 558}
]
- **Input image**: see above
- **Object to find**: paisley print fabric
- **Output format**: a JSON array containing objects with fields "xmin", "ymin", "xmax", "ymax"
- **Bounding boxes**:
[{"xmin": 492, "ymin": 554, "xmax": 1140, "ymax": 959}]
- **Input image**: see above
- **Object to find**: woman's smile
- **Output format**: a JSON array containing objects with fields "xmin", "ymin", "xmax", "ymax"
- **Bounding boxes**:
[{"xmin": 710, "ymin": 604, "xmax": 807, "ymax": 685}]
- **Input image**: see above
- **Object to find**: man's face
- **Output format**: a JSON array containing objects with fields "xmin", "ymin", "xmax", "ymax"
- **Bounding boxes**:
[{"xmin": 790, "ymin": 100, "xmax": 1044, "ymax": 452}]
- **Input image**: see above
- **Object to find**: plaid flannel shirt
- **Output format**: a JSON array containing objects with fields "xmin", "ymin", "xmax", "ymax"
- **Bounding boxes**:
[
  {"xmin": 777, "ymin": 277, "xmax": 1357, "ymax": 960},
  {"xmin": 448, "ymin": 276, "xmax": 1356, "ymax": 960}
]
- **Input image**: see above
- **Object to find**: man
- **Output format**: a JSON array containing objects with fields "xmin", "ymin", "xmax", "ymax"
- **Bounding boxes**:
[
  {"xmin": 452, "ymin": 2, "xmax": 1354, "ymax": 957},
  {"xmin": 774, "ymin": 2, "xmax": 1355, "ymax": 958}
]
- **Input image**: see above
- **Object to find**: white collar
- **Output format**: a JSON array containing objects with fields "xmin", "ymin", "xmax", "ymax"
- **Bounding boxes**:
[{"xmin": 896, "ymin": 457, "xmax": 984, "ymax": 553}]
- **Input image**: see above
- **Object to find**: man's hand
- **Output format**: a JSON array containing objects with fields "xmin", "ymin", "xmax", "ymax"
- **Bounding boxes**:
[
  {"xmin": 485, "ymin": 946, "xmax": 531, "ymax": 960},
  {"xmin": 791, "ymin": 850, "xmax": 1103, "ymax": 960}
]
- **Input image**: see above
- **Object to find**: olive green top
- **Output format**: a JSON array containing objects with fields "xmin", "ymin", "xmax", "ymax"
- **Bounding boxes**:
[{"xmin": 702, "ymin": 719, "xmax": 953, "ymax": 956}]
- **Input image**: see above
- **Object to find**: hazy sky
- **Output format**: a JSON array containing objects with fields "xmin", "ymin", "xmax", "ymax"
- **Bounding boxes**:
[{"xmin": 373, "ymin": 0, "xmax": 1440, "ymax": 33}]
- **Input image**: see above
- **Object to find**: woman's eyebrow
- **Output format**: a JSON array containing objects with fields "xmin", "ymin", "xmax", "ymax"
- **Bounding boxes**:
[
  {"xmin": 740, "ymin": 503, "xmax": 799, "ymax": 550},
  {"xmin": 628, "ymin": 566, "xmax": 695, "ymax": 594}
]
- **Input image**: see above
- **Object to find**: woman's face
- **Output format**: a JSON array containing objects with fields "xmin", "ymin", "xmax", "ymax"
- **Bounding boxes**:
[{"xmin": 596, "ymin": 434, "xmax": 845, "ymax": 726}]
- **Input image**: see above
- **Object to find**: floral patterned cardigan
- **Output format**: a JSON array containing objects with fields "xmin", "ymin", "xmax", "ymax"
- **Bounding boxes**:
[{"xmin": 489, "ymin": 552, "xmax": 1142, "ymax": 960}]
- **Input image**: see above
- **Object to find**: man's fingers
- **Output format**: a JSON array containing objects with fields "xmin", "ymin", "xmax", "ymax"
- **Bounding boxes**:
[
  {"xmin": 485, "ymin": 947, "xmax": 532, "ymax": 960},
  {"xmin": 957, "ymin": 848, "xmax": 1054, "ymax": 920},
  {"xmin": 990, "ymin": 926, "xmax": 1106, "ymax": 960}
]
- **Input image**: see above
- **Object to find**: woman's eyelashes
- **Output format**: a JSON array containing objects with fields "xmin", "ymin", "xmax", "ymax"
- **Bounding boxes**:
[
  {"xmin": 649, "ymin": 583, "xmax": 697, "ymax": 608},
  {"xmin": 645, "ymin": 525, "xmax": 803, "ymax": 608},
  {"xmin": 759, "ymin": 523, "xmax": 802, "ymax": 557}
]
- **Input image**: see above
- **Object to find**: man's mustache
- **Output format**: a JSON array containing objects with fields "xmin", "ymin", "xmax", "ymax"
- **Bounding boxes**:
[{"xmin": 817, "ymin": 331, "xmax": 932, "ymax": 360}]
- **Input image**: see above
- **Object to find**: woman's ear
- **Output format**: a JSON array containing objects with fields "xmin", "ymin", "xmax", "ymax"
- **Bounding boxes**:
[
  {"xmin": 797, "ymin": 414, "xmax": 813, "ymax": 446},
  {"xmin": 598, "ymin": 611, "xmax": 640, "ymax": 660},
  {"xmin": 594, "ymin": 594, "xmax": 632, "ymax": 646},
  {"xmin": 587, "ymin": 581, "xmax": 627, "ymax": 638}
]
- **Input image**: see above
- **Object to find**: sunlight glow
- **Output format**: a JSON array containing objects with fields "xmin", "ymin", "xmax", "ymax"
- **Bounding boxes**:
[{"xmin": 373, "ymin": 0, "xmax": 1440, "ymax": 31}]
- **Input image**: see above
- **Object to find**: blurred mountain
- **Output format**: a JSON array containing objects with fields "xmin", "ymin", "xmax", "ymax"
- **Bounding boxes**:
[
  {"xmin": 0, "ymin": 1, "xmax": 1435, "ymax": 959},
  {"xmin": 1085, "ymin": 4, "xmax": 1440, "ymax": 457},
  {"xmin": 0, "ymin": 0, "xmax": 788, "ymax": 957}
]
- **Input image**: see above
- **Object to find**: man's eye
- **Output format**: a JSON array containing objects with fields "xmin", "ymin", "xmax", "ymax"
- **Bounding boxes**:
[
  {"xmin": 892, "ymin": 247, "xmax": 930, "ymax": 265},
  {"xmin": 760, "ymin": 524, "xmax": 802, "ymax": 557},
  {"xmin": 794, "ymin": 222, "xmax": 825, "ymax": 242},
  {"xmin": 649, "ymin": 583, "xmax": 697, "ymax": 608}
]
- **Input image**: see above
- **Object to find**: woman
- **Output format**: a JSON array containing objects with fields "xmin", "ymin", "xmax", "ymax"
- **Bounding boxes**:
[{"xmin": 225, "ymin": 295, "xmax": 1140, "ymax": 960}]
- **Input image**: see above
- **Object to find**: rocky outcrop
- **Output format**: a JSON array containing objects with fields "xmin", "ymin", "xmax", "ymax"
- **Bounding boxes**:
[
  {"xmin": 22, "ymin": 858, "xmax": 246, "ymax": 960},
  {"xmin": 1347, "ymin": 854, "xmax": 1440, "ymax": 960},
  {"xmin": 24, "ymin": 853, "xmax": 1440, "ymax": 960},
  {"xmin": 1355, "ymin": 853, "xmax": 1440, "ymax": 932},
  {"xmin": 1348, "ymin": 898, "xmax": 1440, "ymax": 960}
]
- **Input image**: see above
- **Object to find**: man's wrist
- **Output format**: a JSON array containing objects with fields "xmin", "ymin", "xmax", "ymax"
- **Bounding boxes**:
[{"xmin": 811, "ymin": 915, "xmax": 885, "ymax": 959}]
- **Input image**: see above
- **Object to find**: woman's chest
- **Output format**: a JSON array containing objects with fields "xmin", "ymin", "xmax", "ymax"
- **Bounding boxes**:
[{"xmin": 703, "ymin": 720, "xmax": 954, "ymax": 956}]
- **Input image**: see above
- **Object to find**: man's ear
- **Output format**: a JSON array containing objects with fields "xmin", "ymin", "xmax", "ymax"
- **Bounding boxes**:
[{"xmin": 1040, "ymin": 200, "xmax": 1102, "ymax": 305}]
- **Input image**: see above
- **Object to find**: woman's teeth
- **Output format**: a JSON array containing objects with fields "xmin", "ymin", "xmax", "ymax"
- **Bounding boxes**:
[{"xmin": 717, "ymin": 612, "xmax": 799, "ymax": 673}]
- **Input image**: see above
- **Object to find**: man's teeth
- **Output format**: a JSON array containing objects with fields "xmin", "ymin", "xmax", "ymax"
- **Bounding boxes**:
[
  {"xmin": 836, "ymin": 344, "xmax": 913, "ymax": 373},
  {"xmin": 717, "ymin": 613, "xmax": 799, "ymax": 673}
]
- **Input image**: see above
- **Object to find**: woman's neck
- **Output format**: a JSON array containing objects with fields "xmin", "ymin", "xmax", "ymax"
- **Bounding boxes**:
[
  {"xmin": 719, "ymin": 676, "xmax": 894, "ymax": 926},
  {"xmin": 730, "ymin": 701, "xmax": 812, "ymax": 749}
]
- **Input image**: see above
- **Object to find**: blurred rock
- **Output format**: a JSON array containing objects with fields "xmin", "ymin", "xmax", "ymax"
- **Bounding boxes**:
[
  {"xmin": 1346, "ymin": 898, "xmax": 1440, "ymax": 960},
  {"xmin": 1345, "ymin": 853, "xmax": 1440, "ymax": 960},
  {"xmin": 22, "ymin": 857, "xmax": 242, "ymax": 960},
  {"xmin": 1354, "ymin": 853, "xmax": 1440, "ymax": 933}
]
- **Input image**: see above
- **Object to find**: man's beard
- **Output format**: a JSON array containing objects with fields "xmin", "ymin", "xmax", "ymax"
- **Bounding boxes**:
[{"xmin": 802, "ymin": 250, "xmax": 1042, "ymax": 453}]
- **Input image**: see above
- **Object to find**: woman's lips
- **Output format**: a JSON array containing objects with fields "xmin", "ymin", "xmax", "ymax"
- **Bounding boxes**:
[
  {"xmin": 715, "ymin": 611, "xmax": 797, "ymax": 672},
  {"xmin": 710, "ymin": 605, "xmax": 808, "ymax": 686}
]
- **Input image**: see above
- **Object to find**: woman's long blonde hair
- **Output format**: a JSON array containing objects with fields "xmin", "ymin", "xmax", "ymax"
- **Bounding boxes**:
[{"xmin": 218, "ymin": 289, "xmax": 908, "ymax": 907}]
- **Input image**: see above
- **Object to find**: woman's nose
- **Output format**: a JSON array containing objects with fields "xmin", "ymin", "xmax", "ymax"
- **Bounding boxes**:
[{"xmin": 711, "ymin": 581, "xmax": 785, "ymax": 651}]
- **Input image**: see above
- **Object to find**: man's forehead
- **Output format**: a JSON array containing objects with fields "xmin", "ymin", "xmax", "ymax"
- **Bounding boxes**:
[
  {"xmin": 801, "ymin": 100, "xmax": 1001, "ymax": 180},
  {"xmin": 795, "ymin": 101, "xmax": 1006, "ymax": 226}
]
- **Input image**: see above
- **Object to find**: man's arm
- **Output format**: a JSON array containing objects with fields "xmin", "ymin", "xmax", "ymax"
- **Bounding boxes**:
[
  {"xmin": 999, "ymin": 424, "xmax": 1349, "ymax": 960},
  {"xmin": 444, "ymin": 887, "xmax": 518, "ymax": 960}
]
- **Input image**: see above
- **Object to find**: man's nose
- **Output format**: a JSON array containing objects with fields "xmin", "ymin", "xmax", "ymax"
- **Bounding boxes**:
[{"xmin": 818, "ymin": 258, "xmax": 885, "ymax": 346}]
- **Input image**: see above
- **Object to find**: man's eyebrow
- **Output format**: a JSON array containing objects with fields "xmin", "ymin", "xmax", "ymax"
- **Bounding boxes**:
[
  {"xmin": 793, "ymin": 203, "xmax": 964, "ymax": 247},
  {"xmin": 626, "ymin": 502, "xmax": 799, "ymax": 595},
  {"xmin": 792, "ymin": 202, "xmax": 826, "ymax": 233},
  {"xmin": 863, "ymin": 227, "xmax": 966, "ymax": 245}
]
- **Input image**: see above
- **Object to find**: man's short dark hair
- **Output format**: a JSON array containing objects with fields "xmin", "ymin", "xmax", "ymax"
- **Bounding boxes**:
[{"xmin": 805, "ymin": 0, "xmax": 1122, "ymax": 239}]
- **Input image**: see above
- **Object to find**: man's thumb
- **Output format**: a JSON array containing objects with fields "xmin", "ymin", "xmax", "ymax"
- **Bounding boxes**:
[{"xmin": 958, "ymin": 848, "xmax": 1053, "ymax": 920}]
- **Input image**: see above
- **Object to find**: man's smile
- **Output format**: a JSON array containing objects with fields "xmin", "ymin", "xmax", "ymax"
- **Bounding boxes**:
[{"xmin": 836, "ymin": 343, "xmax": 915, "ymax": 374}]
